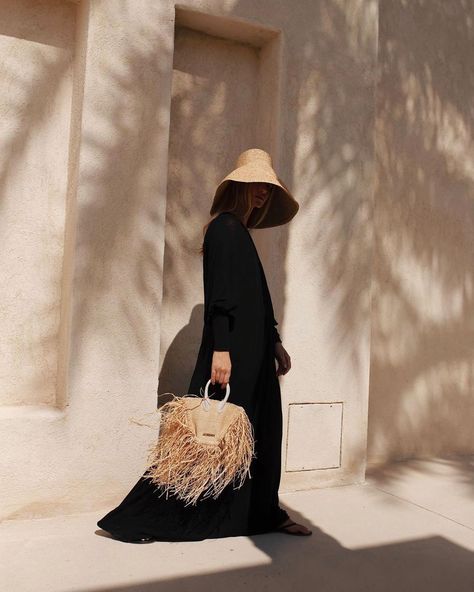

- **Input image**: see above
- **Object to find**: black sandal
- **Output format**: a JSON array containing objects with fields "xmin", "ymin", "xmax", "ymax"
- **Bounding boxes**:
[
  {"xmin": 274, "ymin": 520, "xmax": 312, "ymax": 536},
  {"xmin": 110, "ymin": 533, "xmax": 156, "ymax": 544}
]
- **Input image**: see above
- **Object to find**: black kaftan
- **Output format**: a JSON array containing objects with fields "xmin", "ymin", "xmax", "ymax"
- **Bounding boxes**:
[{"xmin": 96, "ymin": 211, "xmax": 289, "ymax": 541}]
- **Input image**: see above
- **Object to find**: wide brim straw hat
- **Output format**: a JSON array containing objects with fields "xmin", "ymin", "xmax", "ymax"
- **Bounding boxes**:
[{"xmin": 209, "ymin": 148, "xmax": 299, "ymax": 229}]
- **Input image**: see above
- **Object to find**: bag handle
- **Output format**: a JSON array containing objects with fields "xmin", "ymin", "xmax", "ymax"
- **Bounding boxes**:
[{"xmin": 203, "ymin": 378, "xmax": 230, "ymax": 413}]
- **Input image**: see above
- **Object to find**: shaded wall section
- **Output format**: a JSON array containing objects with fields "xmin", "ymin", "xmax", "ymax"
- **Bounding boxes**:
[
  {"xmin": 0, "ymin": 0, "xmax": 174, "ymax": 520},
  {"xmin": 367, "ymin": 0, "xmax": 474, "ymax": 465},
  {"xmin": 0, "ymin": 0, "xmax": 75, "ymax": 406},
  {"xmin": 159, "ymin": 12, "xmax": 281, "ymax": 399},
  {"xmin": 160, "ymin": 25, "xmax": 259, "ymax": 399}
]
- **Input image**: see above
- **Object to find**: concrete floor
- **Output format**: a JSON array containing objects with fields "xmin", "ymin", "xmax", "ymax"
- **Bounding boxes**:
[{"xmin": 1, "ymin": 456, "xmax": 473, "ymax": 592}]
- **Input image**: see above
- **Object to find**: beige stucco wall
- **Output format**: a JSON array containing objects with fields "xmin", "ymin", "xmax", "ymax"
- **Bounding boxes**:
[
  {"xmin": 0, "ymin": 0, "xmax": 75, "ymax": 407},
  {"xmin": 1, "ymin": 0, "xmax": 470, "ymax": 521},
  {"xmin": 367, "ymin": 0, "xmax": 474, "ymax": 466}
]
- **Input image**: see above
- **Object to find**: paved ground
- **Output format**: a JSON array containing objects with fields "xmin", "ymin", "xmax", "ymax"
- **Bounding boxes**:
[{"xmin": 1, "ymin": 456, "xmax": 473, "ymax": 592}]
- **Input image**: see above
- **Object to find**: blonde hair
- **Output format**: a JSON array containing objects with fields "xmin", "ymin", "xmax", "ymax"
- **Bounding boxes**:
[{"xmin": 198, "ymin": 181, "xmax": 274, "ymax": 255}]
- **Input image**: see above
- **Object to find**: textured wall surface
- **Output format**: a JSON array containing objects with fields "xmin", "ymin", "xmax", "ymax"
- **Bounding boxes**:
[
  {"xmin": 368, "ymin": 1, "xmax": 474, "ymax": 465},
  {"xmin": 0, "ymin": 0, "xmax": 377, "ymax": 520},
  {"xmin": 159, "ymin": 25, "xmax": 260, "ymax": 400},
  {"xmin": 0, "ymin": 0, "xmax": 75, "ymax": 405},
  {"xmin": 5, "ymin": 0, "xmax": 470, "ymax": 521},
  {"xmin": 0, "ymin": 0, "xmax": 175, "ymax": 519}
]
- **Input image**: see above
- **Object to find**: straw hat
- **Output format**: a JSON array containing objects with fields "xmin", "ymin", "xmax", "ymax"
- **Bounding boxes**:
[{"xmin": 210, "ymin": 148, "xmax": 299, "ymax": 228}]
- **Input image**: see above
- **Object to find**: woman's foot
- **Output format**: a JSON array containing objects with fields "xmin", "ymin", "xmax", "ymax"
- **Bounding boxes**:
[{"xmin": 275, "ymin": 517, "xmax": 312, "ymax": 536}]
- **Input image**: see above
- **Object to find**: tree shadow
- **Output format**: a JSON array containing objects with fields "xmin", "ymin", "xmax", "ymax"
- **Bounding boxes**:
[
  {"xmin": 367, "ymin": 0, "xmax": 474, "ymax": 476},
  {"xmin": 88, "ymin": 520, "xmax": 474, "ymax": 592}
]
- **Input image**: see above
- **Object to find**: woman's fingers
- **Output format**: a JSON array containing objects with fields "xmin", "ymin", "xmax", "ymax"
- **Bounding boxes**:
[
  {"xmin": 218, "ymin": 369, "xmax": 225, "ymax": 386},
  {"xmin": 211, "ymin": 351, "xmax": 232, "ymax": 387},
  {"xmin": 221, "ymin": 368, "xmax": 231, "ymax": 388},
  {"xmin": 221, "ymin": 370, "xmax": 231, "ymax": 388}
]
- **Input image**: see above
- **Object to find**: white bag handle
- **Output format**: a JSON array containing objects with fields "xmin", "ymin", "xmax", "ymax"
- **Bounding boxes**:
[{"xmin": 203, "ymin": 378, "xmax": 230, "ymax": 413}]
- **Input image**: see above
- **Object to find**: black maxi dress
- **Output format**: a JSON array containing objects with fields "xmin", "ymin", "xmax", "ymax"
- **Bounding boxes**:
[{"xmin": 97, "ymin": 211, "xmax": 290, "ymax": 541}]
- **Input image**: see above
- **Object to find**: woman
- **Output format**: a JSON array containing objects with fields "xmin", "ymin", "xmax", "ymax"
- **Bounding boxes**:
[{"xmin": 96, "ymin": 148, "xmax": 312, "ymax": 542}]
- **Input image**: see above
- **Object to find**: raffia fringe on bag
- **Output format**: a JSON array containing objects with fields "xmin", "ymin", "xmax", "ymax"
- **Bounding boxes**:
[{"xmin": 129, "ymin": 379, "xmax": 256, "ymax": 507}]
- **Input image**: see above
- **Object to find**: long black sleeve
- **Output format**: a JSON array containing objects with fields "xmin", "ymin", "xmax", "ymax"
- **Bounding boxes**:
[
  {"xmin": 272, "ymin": 319, "xmax": 282, "ymax": 344},
  {"xmin": 204, "ymin": 216, "xmax": 238, "ymax": 351}
]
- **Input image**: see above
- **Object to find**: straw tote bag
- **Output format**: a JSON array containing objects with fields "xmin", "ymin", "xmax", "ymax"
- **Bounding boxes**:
[{"xmin": 129, "ymin": 379, "xmax": 256, "ymax": 507}]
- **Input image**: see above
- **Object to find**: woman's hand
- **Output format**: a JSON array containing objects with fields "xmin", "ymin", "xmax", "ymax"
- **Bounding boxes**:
[
  {"xmin": 211, "ymin": 350, "xmax": 232, "ymax": 388},
  {"xmin": 275, "ymin": 342, "xmax": 291, "ymax": 376}
]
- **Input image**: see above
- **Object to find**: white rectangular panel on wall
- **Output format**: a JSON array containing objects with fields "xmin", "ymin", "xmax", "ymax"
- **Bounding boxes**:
[{"xmin": 285, "ymin": 402, "xmax": 343, "ymax": 471}]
